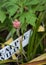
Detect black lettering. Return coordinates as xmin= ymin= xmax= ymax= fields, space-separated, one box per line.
xmin=24 ymin=36 xmax=26 ymax=40
xmin=16 ymin=47 xmax=19 ymax=49
xmin=1 ymin=57 xmax=4 ymax=60
xmin=9 ymin=51 xmax=11 ymax=55
xmin=14 ymin=48 xmax=16 ymax=52
xmin=6 ymin=54 xmax=9 ymax=57
xmin=0 ymin=53 xmax=2 ymax=56
xmin=6 ymin=48 xmax=9 ymax=51
xmin=14 ymin=42 xmax=17 ymax=46
xmin=10 ymin=45 xmax=12 ymax=49
xmin=17 ymin=40 xmax=19 ymax=43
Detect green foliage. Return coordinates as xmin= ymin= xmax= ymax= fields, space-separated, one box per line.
xmin=0 ymin=10 xmax=6 ymax=23
xmin=0 ymin=0 xmax=46 ymax=24
xmin=0 ymin=0 xmax=46 ymax=33
xmin=27 ymin=12 xmax=46 ymax=60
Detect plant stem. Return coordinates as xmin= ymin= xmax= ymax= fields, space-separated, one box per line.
xmin=27 ymin=12 xmax=44 ymax=60
xmin=33 ymin=33 xmax=46 ymax=58
xmin=17 ymin=29 xmax=24 ymax=63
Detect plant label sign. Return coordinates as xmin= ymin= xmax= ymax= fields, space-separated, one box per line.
xmin=0 ymin=30 xmax=31 ymax=60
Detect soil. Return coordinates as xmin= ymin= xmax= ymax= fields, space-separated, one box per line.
xmin=0 ymin=30 xmax=9 ymax=42
xmin=21 ymin=59 xmax=46 ymax=65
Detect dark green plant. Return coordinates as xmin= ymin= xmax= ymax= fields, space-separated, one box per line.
xmin=27 ymin=12 xmax=46 ymax=60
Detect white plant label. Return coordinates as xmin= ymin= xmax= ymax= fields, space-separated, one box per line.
xmin=0 ymin=30 xmax=31 ymax=60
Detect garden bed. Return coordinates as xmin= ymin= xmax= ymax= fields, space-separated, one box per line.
xmin=0 ymin=0 xmax=46 ymax=65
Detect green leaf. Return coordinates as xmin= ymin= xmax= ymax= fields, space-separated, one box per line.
xmin=7 ymin=5 xmax=18 ymax=16
xmin=21 ymin=22 xmax=27 ymax=33
xmin=28 ymin=16 xmax=36 ymax=27
xmin=13 ymin=13 xmax=21 ymax=19
xmin=28 ymin=0 xmax=40 ymax=5
xmin=9 ymin=0 xmax=17 ymax=3
xmin=10 ymin=28 xmax=16 ymax=37
xmin=0 ymin=10 xmax=6 ymax=23
xmin=19 ymin=11 xmax=36 ymax=27
xmin=35 ymin=4 xmax=46 ymax=11
xmin=19 ymin=13 xmax=25 ymax=24
xmin=26 ymin=11 xmax=37 ymax=27
xmin=39 ymin=0 xmax=46 ymax=5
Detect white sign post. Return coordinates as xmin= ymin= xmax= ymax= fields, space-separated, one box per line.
xmin=0 ymin=30 xmax=31 ymax=60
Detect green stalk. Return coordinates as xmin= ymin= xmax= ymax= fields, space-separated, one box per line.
xmin=34 ymin=33 xmax=43 ymax=53
xmin=33 ymin=33 xmax=46 ymax=58
xmin=27 ymin=29 xmax=37 ymax=60
xmin=27 ymin=12 xmax=44 ymax=60
xmin=17 ymin=29 xmax=24 ymax=64
xmin=0 ymin=59 xmax=17 ymax=64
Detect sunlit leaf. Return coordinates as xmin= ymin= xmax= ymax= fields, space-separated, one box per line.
xmin=7 ymin=5 xmax=19 ymax=16
xmin=0 ymin=10 xmax=6 ymax=23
